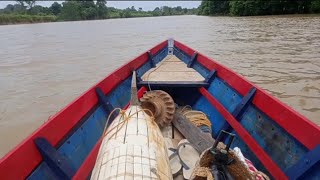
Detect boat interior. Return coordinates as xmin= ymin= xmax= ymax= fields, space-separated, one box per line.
xmin=2 ymin=39 xmax=319 ymax=179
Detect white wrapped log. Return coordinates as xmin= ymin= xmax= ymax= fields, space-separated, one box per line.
xmin=91 ymin=105 xmax=172 ymax=180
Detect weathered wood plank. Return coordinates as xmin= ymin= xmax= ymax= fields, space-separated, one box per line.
xmin=141 ymin=55 xmax=205 ymax=82
xmin=137 ymin=81 xmax=209 ymax=88
xmin=172 ymin=113 xmax=214 ymax=153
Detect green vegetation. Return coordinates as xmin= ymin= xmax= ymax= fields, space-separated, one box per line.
xmin=198 ymin=0 xmax=320 ymax=16
xmin=0 ymin=14 xmax=56 ymax=25
xmin=0 ymin=0 xmax=197 ymax=25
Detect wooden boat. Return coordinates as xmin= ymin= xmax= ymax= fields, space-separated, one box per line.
xmin=0 ymin=39 xmax=319 ymax=179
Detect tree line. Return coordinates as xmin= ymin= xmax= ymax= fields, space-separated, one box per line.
xmin=198 ymin=0 xmax=320 ymax=16
xmin=0 ymin=0 xmax=197 ymax=24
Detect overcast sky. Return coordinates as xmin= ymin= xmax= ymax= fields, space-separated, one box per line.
xmin=0 ymin=1 xmax=201 ymax=11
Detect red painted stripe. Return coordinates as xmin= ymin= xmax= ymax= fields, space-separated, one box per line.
xmin=0 ymin=40 xmax=166 ymax=179
xmin=175 ymin=40 xmax=320 ymax=150
xmin=199 ymin=87 xmax=288 ymax=179
xmin=73 ymin=86 xmax=147 ymax=180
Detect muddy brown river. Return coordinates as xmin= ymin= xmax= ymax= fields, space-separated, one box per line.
xmin=0 ymin=15 xmax=319 ymax=157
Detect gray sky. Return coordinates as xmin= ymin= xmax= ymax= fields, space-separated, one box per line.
xmin=0 ymin=1 xmax=201 ymax=11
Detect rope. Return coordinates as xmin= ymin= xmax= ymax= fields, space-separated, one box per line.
xmin=102 ymin=107 xmax=155 ymax=140
xmin=192 ymin=167 xmax=214 ymax=180
xmin=178 ymin=106 xmax=212 ymax=130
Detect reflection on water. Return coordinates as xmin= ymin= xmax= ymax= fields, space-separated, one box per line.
xmin=0 ymin=15 xmax=319 ymax=157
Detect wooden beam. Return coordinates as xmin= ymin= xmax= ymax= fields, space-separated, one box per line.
xmin=138 ymin=81 xmax=209 ymax=88
xmin=221 ymin=87 xmax=256 ymax=136
xmin=34 ymin=138 xmax=76 ymax=179
xmin=187 ymin=52 xmax=198 ymax=68
xmin=172 ymin=113 xmax=214 ymax=154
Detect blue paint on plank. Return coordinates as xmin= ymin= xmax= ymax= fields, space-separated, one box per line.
xmin=232 ymin=88 xmax=256 ymax=118
xmin=26 ymin=163 xmax=61 ymax=180
xmin=147 ymin=51 xmax=156 ymax=68
xmin=34 ymin=138 xmax=76 ymax=179
xmin=173 ymin=46 xmax=209 ymax=78
xmin=192 ymin=61 xmax=210 ymax=78
xmin=106 ymin=77 xmax=132 ymax=109
xmin=193 ymin=78 xmax=242 ymax=137
xmin=286 ymin=145 xmax=320 ymax=179
xmin=136 ymin=62 xmax=151 ymax=82
xmin=173 ymin=46 xmax=190 ymax=64
xmin=205 ymin=69 xmax=217 ymax=84
xmin=299 ymin=161 xmax=320 ymax=180
xmin=187 ymin=52 xmax=197 ymax=68
xmin=28 ymin=106 xmax=108 ymax=180
xmin=221 ymin=87 xmax=256 ymax=139
xmin=238 ymin=105 xmax=308 ymax=171
xmin=136 ymin=47 xmax=168 ymax=79
xmin=152 ymin=46 xmax=168 ymax=64
xmin=207 ymin=78 xmax=242 ymax=113
xmin=28 ymin=76 xmax=135 ymax=179
xmin=96 ymin=87 xmax=116 ymax=122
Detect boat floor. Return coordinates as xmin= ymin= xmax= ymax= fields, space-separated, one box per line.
xmin=141 ymin=55 xmax=204 ymax=82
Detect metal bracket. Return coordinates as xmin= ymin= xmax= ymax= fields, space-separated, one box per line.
xmin=168 ymin=38 xmax=174 ymax=55
xmin=187 ymin=52 xmax=198 ymax=68
xmin=147 ymin=51 xmax=156 ymax=68
xmin=34 ymin=138 xmax=76 ymax=179
xmin=136 ymin=71 xmax=142 ymax=82
xmin=286 ymin=144 xmax=320 ymax=179
xmin=205 ymin=70 xmax=217 ymax=84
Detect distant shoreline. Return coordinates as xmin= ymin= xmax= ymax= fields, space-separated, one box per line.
xmin=0 ymin=14 xmax=194 ymax=26
xmin=2 ymin=13 xmax=319 ymax=26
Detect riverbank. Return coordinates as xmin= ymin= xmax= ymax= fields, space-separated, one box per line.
xmin=0 ymin=2 xmax=197 ymax=26
xmin=0 ymin=14 xmax=57 ymax=25
xmin=0 ymin=14 xmax=191 ymax=26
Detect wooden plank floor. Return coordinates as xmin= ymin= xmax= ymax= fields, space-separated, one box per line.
xmin=141 ymin=55 xmax=204 ymax=82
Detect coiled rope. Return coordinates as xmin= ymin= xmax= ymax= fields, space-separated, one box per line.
xmin=178 ymin=106 xmax=212 ymax=132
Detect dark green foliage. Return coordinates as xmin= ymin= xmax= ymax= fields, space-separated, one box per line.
xmin=96 ymin=0 xmax=108 ymax=19
xmin=50 ymin=2 xmax=62 ymax=16
xmin=311 ymin=0 xmax=320 ymax=13
xmin=59 ymin=1 xmax=81 ymax=21
xmin=28 ymin=5 xmax=51 ymax=15
xmin=1 ymin=4 xmax=26 ymax=14
xmin=198 ymin=0 xmax=319 ymax=16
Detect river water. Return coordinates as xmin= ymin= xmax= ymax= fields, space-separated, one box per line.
xmin=0 ymin=15 xmax=319 ymax=157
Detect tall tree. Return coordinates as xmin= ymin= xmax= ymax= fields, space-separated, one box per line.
xmin=50 ymin=2 xmax=62 ymax=16
xmin=311 ymin=0 xmax=320 ymax=12
xmin=24 ymin=0 xmax=36 ymax=9
xmin=59 ymin=1 xmax=81 ymax=21
xmin=96 ymin=0 xmax=108 ymax=18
